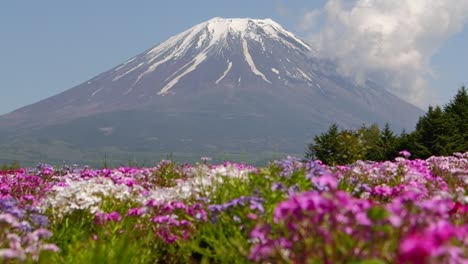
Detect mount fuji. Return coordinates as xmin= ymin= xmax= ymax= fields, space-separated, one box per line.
xmin=0 ymin=17 xmax=423 ymax=165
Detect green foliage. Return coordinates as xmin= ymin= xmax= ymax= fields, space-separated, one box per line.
xmin=306 ymin=123 xmax=385 ymax=165
xmin=408 ymin=86 xmax=468 ymax=158
xmin=306 ymin=86 xmax=468 ymax=164
xmin=358 ymin=124 xmax=384 ymax=161
xmin=306 ymin=124 xmax=367 ymax=165
xmin=0 ymin=160 xmax=21 ymax=172
xmin=305 ymin=123 xmax=339 ymax=163
xmin=378 ymin=123 xmax=399 ymax=160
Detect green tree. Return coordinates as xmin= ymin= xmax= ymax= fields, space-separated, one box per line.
xmin=305 ymin=86 xmax=467 ymax=163
xmin=443 ymin=86 xmax=468 ymax=152
xmin=336 ymin=128 xmax=367 ymax=164
xmin=305 ymin=124 xmax=341 ymax=163
xmin=305 ymin=124 xmax=366 ymax=165
xmin=407 ymin=86 xmax=468 ymax=158
xmin=358 ymin=124 xmax=383 ymax=161
xmin=412 ymin=106 xmax=440 ymax=157
xmin=411 ymin=106 xmax=458 ymax=158
xmin=378 ymin=123 xmax=398 ymax=160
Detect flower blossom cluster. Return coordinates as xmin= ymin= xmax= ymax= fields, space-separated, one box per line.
xmin=1 ymin=152 xmax=466 ymax=263
xmin=40 ymin=177 xmax=138 ymax=219
xmin=250 ymin=152 xmax=468 ymax=263
xmin=0 ymin=197 xmax=58 ymax=261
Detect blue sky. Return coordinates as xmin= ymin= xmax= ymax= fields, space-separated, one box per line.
xmin=0 ymin=0 xmax=466 ymax=114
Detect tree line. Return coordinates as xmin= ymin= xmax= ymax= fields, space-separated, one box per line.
xmin=305 ymin=86 xmax=468 ymax=165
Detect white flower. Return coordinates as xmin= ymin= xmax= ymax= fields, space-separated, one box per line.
xmin=40 ymin=177 xmax=137 ymax=218
xmin=143 ymin=163 xmax=254 ymax=203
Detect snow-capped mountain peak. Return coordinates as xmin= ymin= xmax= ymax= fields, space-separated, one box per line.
xmin=108 ymin=17 xmax=315 ymax=95
xmin=0 ymin=17 xmax=423 ymax=163
xmin=146 ymin=17 xmax=311 ymax=57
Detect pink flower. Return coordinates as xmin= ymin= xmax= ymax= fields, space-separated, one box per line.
xmin=0 ymin=249 xmax=26 ymax=261
xmin=372 ymin=185 xmax=393 ymax=198
xmin=399 ymin=150 xmax=411 ymax=158
xmin=312 ymin=174 xmax=338 ymax=190
xmin=247 ymin=213 xmax=258 ymax=220
xmin=398 ymin=233 xmax=436 ymax=264
xmin=127 ymin=207 xmax=145 ymax=216
xmin=22 ymin=195 xmax=35 ymax=201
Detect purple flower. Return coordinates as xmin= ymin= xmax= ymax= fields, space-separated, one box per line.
xmin=146 ymin=199 xmax=160 ymax=207
xmin=152 ymin=215 xmax=172 ymax=224
xmin=287 ymin=185 xmax=300 ymax=196
xmin=127 ymin=207 xmax=145 ymax=216
xmin=250 ymin=201 xmax=265 ymax=214
xmin=312 ymin=174 xmax=338 ymax=191
xmin=305 ymin=160 xmax=328 ymax=179
xmin=172 ymin=201 xmax=187 ymax=210
xmin=0 ymin=249 xmax=26 ymax=261
xmin=273 ymin=197 xmax=301 ymax=223
xmin=274 ymin=156 xmax=303 ymax=178
xmin=106 ymin=212 xmax=121 ymax=222
xmin=30 ymin=228 xmax=53 ymax=239
xmin=7 ymin=207 xmax=25 ymax=219
xmin=372 ymin=185 xmax=393 ymax=198
xmin=271 ymin=182 xmax=286 ymax=192
xmin=94 ymin=212 xmax=107 ymax=225
xmin=30 ymin=214 xmax=49 ymax=227
xmin=249 ymin=224 xmax=271 ymax=243
xmin=18 ymin=221 xmax=32 ymax=232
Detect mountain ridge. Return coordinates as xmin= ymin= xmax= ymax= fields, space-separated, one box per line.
xmin=0 ymin=17 xmax=423 ymax=165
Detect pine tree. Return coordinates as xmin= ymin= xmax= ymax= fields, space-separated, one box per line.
xmin=337 ymin=129 xmax=366 ymax=164
xmin=305 ymin=124 xmax=340 ymax=163
xmin=305 ymin=124 xmax=367 ymax=165
xmin=304 ymin=86 xmax=467 ymax=163
xmin=412 ymin=106 xmax=457 ymax=158
xmin=358 ymin=124 xmax=383 ymax=161
xmin=379 ymin=123 xmax=398 ymax=160
xmin=444 ymin=86 xmax=468 ymax=152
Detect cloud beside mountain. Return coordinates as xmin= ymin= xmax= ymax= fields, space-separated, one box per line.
xmin=298 ymin=0 xmax=468 ymax=107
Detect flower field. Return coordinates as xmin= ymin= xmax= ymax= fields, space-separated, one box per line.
xmin=1 ymin=151 xmax=468 ymax=263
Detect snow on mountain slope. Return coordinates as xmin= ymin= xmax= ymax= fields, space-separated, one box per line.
xmin=0 ymin=17 xmax=423 ymax=157
xmin=216 ymin=61 xmax=233 ymax=84
xmin=108 ymin=17 xmax=313 ymax=96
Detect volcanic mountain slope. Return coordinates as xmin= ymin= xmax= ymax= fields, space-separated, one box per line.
xmin=0 ymin=17 xmax=423 ymax=164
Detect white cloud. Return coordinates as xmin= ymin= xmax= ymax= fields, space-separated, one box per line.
xmin=302 ymin=0 xmax=468 ymax=107
xmin=298 ymin=9 xmax=321 ymax=32
xmin=275 ymin=2 xmax=290 ymax=18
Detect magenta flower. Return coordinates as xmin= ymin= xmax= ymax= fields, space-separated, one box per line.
xmin=398 ymin=233 xmax=436 ymax=263
xmin=399 ymin=150 xmax=411 ymax=158
xmin=372 ymin=185 xmax=393 ymax=198
xmin=127 ymin=207 xmax=145 ymax=216
xmin=106 ymin=212 xmax=121 ymax=222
